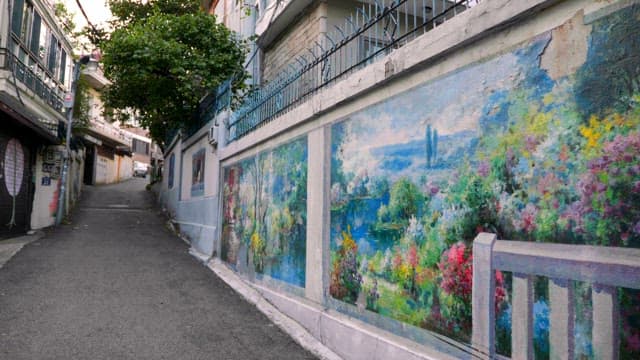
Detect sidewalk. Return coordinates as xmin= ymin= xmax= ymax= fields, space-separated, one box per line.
xmin=0 ymin=231 xmax=44 ymax=269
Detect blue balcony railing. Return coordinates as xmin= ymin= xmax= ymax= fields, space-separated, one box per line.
xmin=1 ymin=48 xmax=65 ymax=115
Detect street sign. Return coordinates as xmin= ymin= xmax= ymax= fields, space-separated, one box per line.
xmin=63 ymin=92 xmax=75 ymax=108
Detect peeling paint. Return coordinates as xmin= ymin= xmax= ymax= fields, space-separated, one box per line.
xmin=540 ymin=11 xmax=592 ymax=80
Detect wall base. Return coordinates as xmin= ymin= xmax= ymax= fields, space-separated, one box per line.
xmin=207 ymin=259 xmax=475 ymax=360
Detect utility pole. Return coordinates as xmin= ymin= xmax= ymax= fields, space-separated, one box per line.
xmin=55 ymin=55 xmax=93 ymax=225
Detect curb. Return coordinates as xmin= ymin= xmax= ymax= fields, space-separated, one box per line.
xmin=207 ymin=259 xmax=343 ymax=360
xmin=0 ymin=231 xmax=46 ymax=269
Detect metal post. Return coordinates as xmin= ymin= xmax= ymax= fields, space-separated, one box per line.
xmin=55 ymin=56 xmax=89 ymax=225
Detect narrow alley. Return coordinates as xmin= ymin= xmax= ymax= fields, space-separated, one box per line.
xmin=0 ymin=178 xmax=316 ymax=360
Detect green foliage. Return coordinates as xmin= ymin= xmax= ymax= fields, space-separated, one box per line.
xmin=71 ymin=75 xmax=91 ymax=132
xmin=388 ymin=178 xmax=423 ymax=221
xmin=109 ymin=0 xmax=201 ymax=26
xmin=330 ymin=227 xmax=362 ymax=303
xmin=53 ymin=2 xmax=76 ymax=38
xmin=100 ymin=0 xmax=248 ymax=145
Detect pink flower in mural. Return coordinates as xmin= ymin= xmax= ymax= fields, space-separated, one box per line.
xmin=525 ymin=135 xmax=539 ymax=153
xmin=561 ymin=201 xmax=586 ymax=233
xmin=408 ymin=244 xmax=418 ymax=268
xmin=536 ymin=172 xmax=560 ymax=196
xmin=477 ymin=161 xmax=490 ymax=177
xmin=439 ymin=243 xmax=473 ymax=301
xmin=513 ymin=203 xmax=538 ymax=233
xmin=438 ymin=243 xmax=506 ymax=310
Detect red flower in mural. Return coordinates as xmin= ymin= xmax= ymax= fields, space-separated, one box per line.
xmin=408 ymin=244 xmax=419 ymax=268
xmin=438 ymin=243 xmax=473 ymax=302
xmin=438 ymin=243 xmax=506 ymax=308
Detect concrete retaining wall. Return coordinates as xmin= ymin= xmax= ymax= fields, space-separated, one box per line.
xmin=158 ymin=0 xmax=639 ymax=358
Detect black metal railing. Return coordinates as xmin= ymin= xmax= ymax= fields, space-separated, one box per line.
xmin=183 ymin=80 xmax=233 ymax=140
xmin=226 ymin=0 xmax=479 ymax=141
xmin=0 ymin=48 xmax=66 ymax=115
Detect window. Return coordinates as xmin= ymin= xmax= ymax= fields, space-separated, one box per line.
xmin=9 ymin=0 xmax=71 ymax=98
xmin=38 ymin=23 xmax=49 ymax=60
xmin=11 ymin=0 xmax=25 ymax=36
xmin=47 ymin=35 xmax=58 ymax=73
xmin=59 ymin=50 xmax=67 ymax=84
xmin=28 ymin=10 xmax=40 ymax=54
xmin=132 ymin=139 xmax=150 ymax=155
xmin=20 ymin=2 xmax=33 ymax=43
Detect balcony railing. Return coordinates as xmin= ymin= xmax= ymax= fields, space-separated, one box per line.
xmin=472 ymin=233 xmax=640 ymax=359
xmin=226 ymin=0 xmax=479 ymax=141
xmin=0 ymin=48 xmax=65 ymax=114
xmin=188 ymin=80 xmax=232 ymax=138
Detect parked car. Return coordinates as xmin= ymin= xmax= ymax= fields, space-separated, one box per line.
xmin=133 ymin=162 xmax=148 ymax=178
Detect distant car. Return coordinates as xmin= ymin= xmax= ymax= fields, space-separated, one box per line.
xmin=133 ymin=162 xmax=148 ymax=178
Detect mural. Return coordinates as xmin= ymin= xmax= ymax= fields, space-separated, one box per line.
xmin=3 ymin=138 xmax=25 ymax=228
xmin=330 ymin=5 xmax=640 ymax=357
xmin=221 ymin=137 xmax=308 ymax=288
xmin=191 ymin=149 xmax=205 ymax=197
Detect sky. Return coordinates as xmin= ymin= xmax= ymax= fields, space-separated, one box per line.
xmin=62 ymin=0 xmax=112 ymax=32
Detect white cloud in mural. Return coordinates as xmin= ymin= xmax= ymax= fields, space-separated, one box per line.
xmin=335 ymin=51 xmax=525 ymax=179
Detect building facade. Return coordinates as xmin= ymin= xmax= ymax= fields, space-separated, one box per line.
xmin=160 ymin=1 xmax=640 ymax=359
xmin=0 ymin=0 xmax=83 ymax=236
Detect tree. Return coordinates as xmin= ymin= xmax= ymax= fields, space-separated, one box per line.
xmin=99 ymin=0 xmax=248 ymax=145
xmin=575 ymin=5 xmax=640 ymax=117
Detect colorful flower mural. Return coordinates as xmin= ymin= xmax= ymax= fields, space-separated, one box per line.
xmin=330 ymin=5 xmax=640 ymax=356
xmin=221 ymin=137 xmax=308 ymax=287
xmin=191 ymin=148 xmax=205 ymax=197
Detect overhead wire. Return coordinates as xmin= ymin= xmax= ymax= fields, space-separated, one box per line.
xmin=74 ymin=0 xmax=99 ymax=36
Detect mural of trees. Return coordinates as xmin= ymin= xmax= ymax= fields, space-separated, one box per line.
xmin=329 ymin=5 xmax=640 ymax=357
xmin=222 ymin=137 xmax=308 ymax=287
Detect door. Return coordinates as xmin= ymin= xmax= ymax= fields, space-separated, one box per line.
xmin=0 ymin=134 xmax=33 ymax=239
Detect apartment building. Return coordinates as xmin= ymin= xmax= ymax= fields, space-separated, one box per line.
xmin=0 ymin=0 xmax=81 ymax=236
xmin=161 ymin=1 xmax=640 ymax=359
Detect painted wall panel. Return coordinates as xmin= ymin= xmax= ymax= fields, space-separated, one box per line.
xmin=181 ymin=137 xmax=210 ymax=201
xmin=329 ymin=5 xmax=640 ymax=358
xmin=222 ymin=137 xmax=308 ymax=288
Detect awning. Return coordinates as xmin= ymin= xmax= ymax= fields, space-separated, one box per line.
xmin=0 ymin=91 xmax=60 ymax=144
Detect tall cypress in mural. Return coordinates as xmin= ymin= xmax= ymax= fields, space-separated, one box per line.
xmin=426 ymin=124 xmax=432 ymax=168
xmin=425 ymin=125 xmax=439 ymax=168
xmin=432 ymin=129 xmax=438 ymax=167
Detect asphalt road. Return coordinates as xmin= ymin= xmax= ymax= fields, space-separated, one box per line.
xmin=0 ymin=178 xmax=316 ymax=360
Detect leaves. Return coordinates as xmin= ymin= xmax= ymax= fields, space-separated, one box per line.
xmin=100 ymin=0 xmax=248 ymax=145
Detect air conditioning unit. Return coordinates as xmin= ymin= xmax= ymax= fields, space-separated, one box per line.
xmin=208 ymin=125 xmax=219 ymax=147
